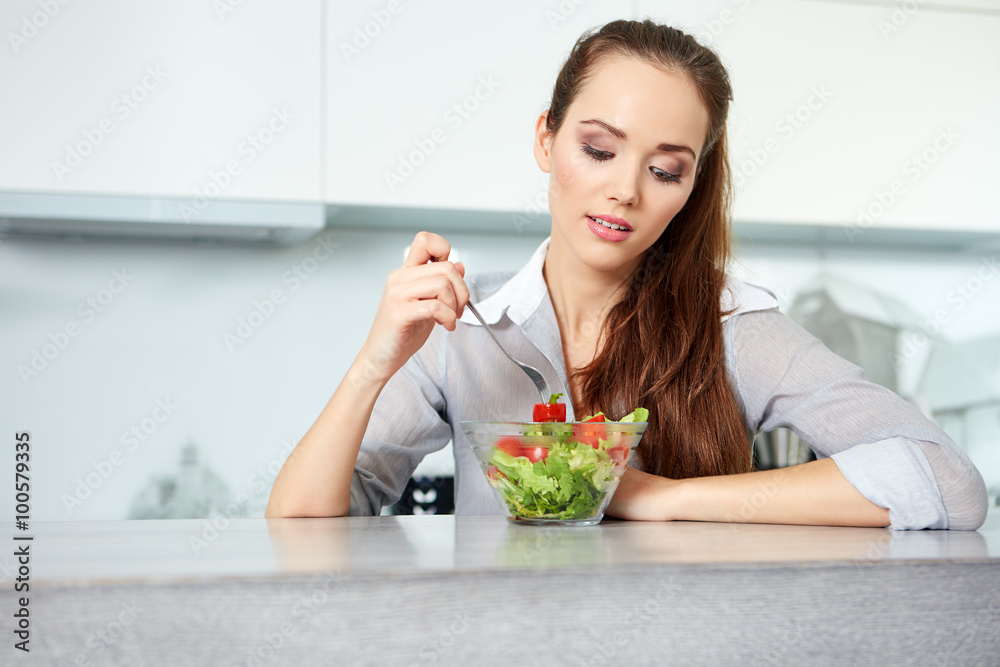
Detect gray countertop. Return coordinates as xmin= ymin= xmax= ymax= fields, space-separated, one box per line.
xmin=6 ymin=513 xmax=1000 ymax=666
xmin=19 ymin=511 xmax=1000 ymax=586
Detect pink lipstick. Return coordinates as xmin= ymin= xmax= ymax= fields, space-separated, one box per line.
xmin=586 ymin=215 xmax=633 ymax=242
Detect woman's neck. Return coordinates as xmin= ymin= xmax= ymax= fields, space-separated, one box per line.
xmin=542 ymin=238 xmax=633 ymax=353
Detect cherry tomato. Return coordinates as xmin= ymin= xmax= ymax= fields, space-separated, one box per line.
xmin=608 ymin=446 xmax=630 ymax=463
xmin=573 ymin=413 xmax=606 ymax=448
xmin=494 ymin=437 xmax=547 ymax=463
xmin=495 ymin=437 xmax=524 ymax=458
xmin=533 ymin=393 xmax=567 ymax=422
xmin=521 ymin=446 xmax=549 ymax=463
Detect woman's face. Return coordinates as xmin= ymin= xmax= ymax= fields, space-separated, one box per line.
xmin=535 ymin=55 xmax=710 ymax=277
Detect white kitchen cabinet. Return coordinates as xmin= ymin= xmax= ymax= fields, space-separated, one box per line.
xmin=323 ymin=1 xmax=637 ymax=221
xmin=0 ymin=0 xmax=322 ymax=203
xmin=3 ymin=2 xmax=995 ymax=238
xmin=640 ymin=0 xmax=1000 ymax=233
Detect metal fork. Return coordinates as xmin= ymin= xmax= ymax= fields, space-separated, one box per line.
xmin=431 ymin=257 xmax=550 ymax=402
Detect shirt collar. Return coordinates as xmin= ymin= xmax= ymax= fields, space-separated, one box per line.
xmin=459 ymin=237 xmax=551 ymax=326
xmin=458 ymin=236 xmax=780 ymax=326
xmin=721 ymin=277 xmax=780 ymax=321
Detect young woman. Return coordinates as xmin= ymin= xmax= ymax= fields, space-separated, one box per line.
xmin=266 ymin=20 xmax=987 ymax=530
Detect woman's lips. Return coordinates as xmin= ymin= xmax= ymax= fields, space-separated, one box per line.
xmin=586 ymin=215 xmax=633 ymax=242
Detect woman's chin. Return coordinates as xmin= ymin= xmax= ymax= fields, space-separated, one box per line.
xmin=576 ymin=246 xmax=643 ymax=277
xmin=550 ymin=223 xmax=644 ymax=274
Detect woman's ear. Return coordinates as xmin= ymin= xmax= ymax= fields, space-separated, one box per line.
xmin=533 ymin=111 xmax=554 ymax=173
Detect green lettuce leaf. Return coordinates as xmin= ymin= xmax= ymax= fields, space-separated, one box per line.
xmin=486 ymin=406 xmax=649 ymax=520
xmin=619 ymin=407 xmax=649 ymax=423
xmin=489 ymin=436 xmax=615 ymax=519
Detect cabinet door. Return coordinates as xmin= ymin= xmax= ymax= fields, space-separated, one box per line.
xmin=324 ymin=1 xmax=635 ymax=219
xmin=642 ymin=0 xmax=1000 ymax=233
xmin=0 ymin=0 xmax=322 ymax=202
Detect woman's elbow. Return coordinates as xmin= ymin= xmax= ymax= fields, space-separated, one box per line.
xmin=947 ymin=494 xmax=989 ymax=531
xmin=943 ymin=465 xmax=990 ymax=531
xmin=264 ymin=496 xmax=350 ymax=519
xmin=264 ymin=506 xmax=350 ymax=519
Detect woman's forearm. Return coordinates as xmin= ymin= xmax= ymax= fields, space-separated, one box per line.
xmin=266 ymin=232 xmax=468 ymax=519
xmin=609 ymin=458 xmax=891 ymax=527
xmin=264 ymin=356 xmax=387 ymax=518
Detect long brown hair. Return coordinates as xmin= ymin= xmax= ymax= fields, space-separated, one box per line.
xmin=546 ymin=20 xmax=751 ymax=478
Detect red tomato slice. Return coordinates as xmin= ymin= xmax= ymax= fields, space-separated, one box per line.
xmin=495 ymin=437 xmax=546 ymax=463
xmin=608 ymin=446 xmax=630 ymax=463
xmin=495 ymin=437 xmax=524 ymax=458
xmin=521 ymin=446 xmax=548 ymax=463
xmin=573 ymin=414 xmax=607 ymax=449
xmin=487 ymin=465 xmax=502 ymax=481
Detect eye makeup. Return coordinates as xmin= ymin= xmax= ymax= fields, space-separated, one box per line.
xmin=579 ymin=142 xmax=684 ymax=184
xmin=577 ymin=118 xmax=695 ymax=175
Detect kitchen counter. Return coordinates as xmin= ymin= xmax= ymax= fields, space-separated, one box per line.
xmin=6 ymin=512 xmax=1000 ymax=666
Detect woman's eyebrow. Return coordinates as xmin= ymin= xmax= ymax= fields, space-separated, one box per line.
xmin=579 ymin=118 xmax=696 ymax=161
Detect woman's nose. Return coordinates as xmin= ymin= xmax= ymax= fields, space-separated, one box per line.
xmin=605 ymin=165 xmax=640 ymax=206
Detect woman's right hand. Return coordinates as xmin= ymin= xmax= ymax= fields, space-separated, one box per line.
xmin=355 ymin=231 xmax=470 ymax=386
xmin=267 ymin=231 xmax=466 ymax=518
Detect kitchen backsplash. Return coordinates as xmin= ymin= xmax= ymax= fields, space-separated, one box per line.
xmin=2 ymin=227 xmax=997 ymax=521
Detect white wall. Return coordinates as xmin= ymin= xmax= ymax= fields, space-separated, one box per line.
xmin=0 ymin=229 xmax=543 ymax=521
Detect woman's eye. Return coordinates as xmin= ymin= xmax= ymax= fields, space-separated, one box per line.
xmin=581 ymin=144 xmax=613 ymax=161
xmin=651 ymin=166 xmax=681 ymax=184
xmin=581 ymin=143 xmax=681 ymax=184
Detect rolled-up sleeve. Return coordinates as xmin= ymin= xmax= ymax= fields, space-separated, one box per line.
xmin=725 ymin=308 xmax=989 ymax=530
xmin=349 ymin=331 xmax=452 ymax=515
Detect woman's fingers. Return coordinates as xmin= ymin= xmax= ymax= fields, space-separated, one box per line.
xmin=388 ymin=258 xmax=470 ymax=319
xmin=395 ymin=274 xmax=461 ymax=318
xmin=398 ymin=298 xmax=459 ymax=332
xmin=357 ymin=232 xmax=469 ymax=384
xmin=402 ymin=231 xmax=453 ymax=268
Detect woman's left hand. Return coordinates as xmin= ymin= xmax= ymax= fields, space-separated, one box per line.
xmin=605 ymin=467 xmax=679 ymax=521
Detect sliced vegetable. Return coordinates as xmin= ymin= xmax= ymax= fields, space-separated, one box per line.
xmin=532 ymin=393 xmax=567 ymax=422
xmin=619 ymin=407 xmax=649 ymax=423
xmin=495 ymin=437 xmax=524 ymax=459
xmin=573 ymin=412 xmax=607 ymax=448
xmin=608 ymin=446 xmax=630 ymax=463
xmin=488 ymin=439 xmax=615 ymax=520
xmin=521 ymin=446 xmax=549 ymax=463
xmin=486 ymin=406 xmax=648 ymax=521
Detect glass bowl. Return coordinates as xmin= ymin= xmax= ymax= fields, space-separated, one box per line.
xmin=460 ymin=420 xmax=648 ymax=526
